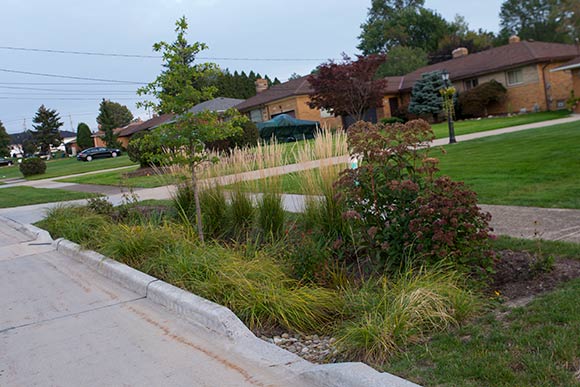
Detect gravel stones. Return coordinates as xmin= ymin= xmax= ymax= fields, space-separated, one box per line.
xmin=260 ymin=333 xmax=340 ymax=363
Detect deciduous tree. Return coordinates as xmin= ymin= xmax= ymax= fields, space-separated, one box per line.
xmin=138 ymin=16 xmax=243 ymax=242
xmin=499 ymin=0 xmax=574 ymax=43
xmin=0 ymin=120 xmax=10 ymax=157
xmin=307 ymin=54 xmax=388 ymax=122
xmin=376 ymin=46 xmax=428 ymax=77
xmin=32 ymin=105 xmax=63 ymax=155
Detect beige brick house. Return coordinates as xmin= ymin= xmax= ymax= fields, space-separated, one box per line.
xmin=551 ymin=56 xmax=580 ymax=114
xmin=235 ymin=77 xmax=343 ymax=128
xmin=384 ymin=37 xmax=580 ymax=118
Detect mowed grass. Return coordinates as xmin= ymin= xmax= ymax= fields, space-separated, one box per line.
xmin=0 ymin=155 xmax=136 ymax=181
xmin=385 ymin=278 xmax=580 ymax=387
xmin=0 ymin=186 xmax=97 ymax=208
xmin=437 ymin=121 xmax=580 ymax=209
xmin=231 ymin=121 xmax=580 ymax=209
xmin=431 ymin=110 xmax=570 ymax=139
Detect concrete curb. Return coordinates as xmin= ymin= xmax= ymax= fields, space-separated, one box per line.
xmin=4 ymin=218 xmax=421 ymax=387
xmin=53 ymin=238 xmax=157 ymax=297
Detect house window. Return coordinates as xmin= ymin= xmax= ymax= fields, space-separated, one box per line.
xmin=320 ymin=108 xmax=334 ymax=118
xmin=250 ymin=109 xmax=263 ymax=123
xmin=464 ymin=78 xmax=479 ymax=90
xmin=507 ymin=69 xmax=523 ymax=85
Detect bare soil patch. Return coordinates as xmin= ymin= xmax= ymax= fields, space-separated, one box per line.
xmin=492 ymin=250 xmax=580 ymax=305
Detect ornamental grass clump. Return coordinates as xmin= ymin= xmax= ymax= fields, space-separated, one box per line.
xmin=38 ymin=206 xmax=108 ymax=249
xmin=336 ymin=119 xmax=494 ymax=274
xmin=335 ymin=266 xmax=479 ymax=365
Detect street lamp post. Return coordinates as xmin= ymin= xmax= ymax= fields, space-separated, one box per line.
xmin=441 ymin=71 xmax=457 ymax=144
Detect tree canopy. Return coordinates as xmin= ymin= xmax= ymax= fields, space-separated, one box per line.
xmin=0 ymin=120 xmax=10 ymax=157
xmin=96 ymin=99 xmax=133 ymax=147
xmin=308 ymin=54 xmax=387 ymax=121
xmin=32 ymin=105 xmax=63 ymax=154
xmin=76 ymin=122 xmax=93 ymax=150
xmin=376 ymin=46 xmax=428 ymax=77
xmin=499 ymin=0 xmax=579 ymax=43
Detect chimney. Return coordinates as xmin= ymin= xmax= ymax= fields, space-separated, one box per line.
xmin=255 ymin=78 xmax=268 ymax=94
xmin=452 ymin=47 xmax=469 ymax=59
xmin=509 ymin=35 xmax=521 ymax=44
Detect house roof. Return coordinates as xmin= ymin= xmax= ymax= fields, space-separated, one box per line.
xmin=117 ymin=114 xmax=175 ymax=138
xmin=235 ymin=76 xmax=313 ymax=111
xmin=189 ymin=97 xmax=245 ymax=114
xmin=398 ymin=41 xmax=580 ymax=91
xmin=551 ymin=56 xmax=580 ymax=72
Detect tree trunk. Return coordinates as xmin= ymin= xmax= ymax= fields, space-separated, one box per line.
xmin=191 ymin=164 xmax=205 ymax=243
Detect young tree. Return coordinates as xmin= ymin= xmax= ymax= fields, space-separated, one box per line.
xmin=76 ymin=122 xmax=93 ymax=150
xmin=32 ymin=105 xmax=63 ymax=155
xmin=0 ymin=120 xmax=10 ymax=157
xmin=97 ymin=99 xmax=133 ymax=148
xmin=138 ymin=16 xmax=243 ymax=242
xmin=408 ymin=71 xmax=445 ymax=120
xmin=376 ymin=46 xmax=428 ymax=76
xmin=307 ymin=54 xmax=388 ymax=122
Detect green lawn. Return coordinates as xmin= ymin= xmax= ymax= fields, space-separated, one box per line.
xmin=385 ymin=277 xmax=580 ymax=387
xmin=437 ymin=121 xmax=580 ymax=209
xmin=230 ymin=121 xmax=580 ymax=209
xmin=0 ymin=156 xmax=136 ymax=181
xmin=57 ymin=167 xmax=185 ymax=188
xmin=431 ymin=110 xmax=570 ymax=139
xmin=0 ymin=186 xmax=98 ymax=208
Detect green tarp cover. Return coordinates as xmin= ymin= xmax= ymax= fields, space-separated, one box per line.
xmin=257 ymin=114 xmax=319 ymax=142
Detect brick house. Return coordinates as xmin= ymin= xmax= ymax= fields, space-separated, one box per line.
xmin=551 ymin=56 xmax=580 ymax=114
xmin=382 ymin=37 xmax=580 ymax=118
xmin=234 ymin=77 xmax=343 ymax=128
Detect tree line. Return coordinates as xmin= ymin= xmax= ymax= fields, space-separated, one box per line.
xmin=360 ymin=0 xmax=580 ymax=77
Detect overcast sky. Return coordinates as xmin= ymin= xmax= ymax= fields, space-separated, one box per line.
xmin=0 ymin=0 xmax=503 ymax=134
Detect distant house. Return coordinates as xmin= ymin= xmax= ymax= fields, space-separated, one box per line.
xmin=189 ymin=97 xmax=244 ymax=114
xmin=93 ymin=115 xmax=174 ymax=148
xmin=551 ymin=56 xmax=580 ymax=114
xmin=234 ymin=77 xmax=343 ymax=128
xmin=382 ymin=37 xmax=580 ymax=118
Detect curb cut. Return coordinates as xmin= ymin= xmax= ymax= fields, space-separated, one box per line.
xmin=5 ymin=218 xmax=421 ymax=387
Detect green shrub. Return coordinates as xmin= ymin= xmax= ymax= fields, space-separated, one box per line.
xmin=199 ymin=184 xmax=228 ymax=239
xmin=37 ymin=206 xmax=108 ymax=248
xmin=86 ymin=196 xmax=114 ymax=216
xmin=19 ymin=157 xmax=46 ymax=177
xmin=127 ymin=132 xmax=165 ymax=167
xmin=257 ymin=193 xmax=285 ymax=239
xmin=336 ymin=120 xmax=494 ymax=274
xmin=380 ymin=117 xmax=405 ymax=125
xmin=335 ymin=267 xmax=479 ymax=365
xmin=458 ymin=80 xmax=507 ymax=118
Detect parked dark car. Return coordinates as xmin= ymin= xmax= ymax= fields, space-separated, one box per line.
xmin=0 ymin=157 xmax=14 ymax=167
xmin=77 ymin=147 xmax=121 ymax=162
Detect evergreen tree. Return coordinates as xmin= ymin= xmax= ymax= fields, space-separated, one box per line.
xmin=76 ymin=122 xmax=93 ymax=150
xmin=96 ymin=99 xmax=133 ymax=147
xmin=0 ymin=120 xmax=10 ymax=157
xmin=21 ymin=130 xmax=37 ymax=156
xmin=408 ymin=70 xmax=445 ymax=119
xmin=32 ymin=105 xmax=63 ymax=155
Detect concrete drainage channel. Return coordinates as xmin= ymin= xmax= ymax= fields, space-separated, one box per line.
xmin=10 ymin=218 xmax=420 ymax=387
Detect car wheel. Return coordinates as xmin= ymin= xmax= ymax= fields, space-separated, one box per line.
xmin=111 ymin=152 xmax=118 ymax=158
xmin=86 ymin=155 xmax=93 ymax=162
xmin=8 ymin=162 xmax=12 ymax=166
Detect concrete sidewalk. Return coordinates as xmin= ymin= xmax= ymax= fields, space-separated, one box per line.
xmin=0 ymin=222 xmax=290 ymax=386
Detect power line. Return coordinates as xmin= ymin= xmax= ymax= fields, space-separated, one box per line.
xmin=0 ymin=85 xmax=137 ymax=92
xmin=0 ymin=45 xmax=329 ymax=62
xmin=0 ymin=96 xmax=142 ymax=101
xmin=0 ymin=68 xmax=147 ymax=84
xmin=0 ymin=82 xmax=136 ymax=86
